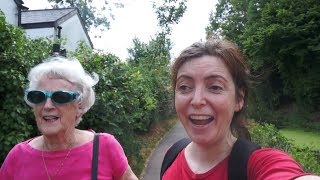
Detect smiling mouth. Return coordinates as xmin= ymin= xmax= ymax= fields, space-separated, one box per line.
xmin=43 ymin=116 xmax=59 ymax=122
xmin=189 ymin=115 xmax=214 ymax=126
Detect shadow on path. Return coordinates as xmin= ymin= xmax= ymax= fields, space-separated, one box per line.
xmin=141 ymin=121 xmax=188 ymax=180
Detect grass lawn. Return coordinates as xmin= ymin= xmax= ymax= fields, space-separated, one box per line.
xmin=279 ymin=128 xmax=320 ymax=150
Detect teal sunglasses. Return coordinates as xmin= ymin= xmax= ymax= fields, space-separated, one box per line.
xmin=25 ymin=90 xmax=80 ymax=105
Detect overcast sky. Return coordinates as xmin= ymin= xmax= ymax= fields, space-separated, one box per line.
xmin=23 ymin=0 xmax=216 ymax=60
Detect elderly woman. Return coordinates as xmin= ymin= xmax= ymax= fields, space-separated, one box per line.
xmin=0 ymin=57 xmax=138 ymax=180
xmin=161 ymin=38 xmax=320 ymax=180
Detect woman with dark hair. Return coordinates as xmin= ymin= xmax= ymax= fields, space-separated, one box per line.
xmin=161 ymin=38 xmax=319 ymax=180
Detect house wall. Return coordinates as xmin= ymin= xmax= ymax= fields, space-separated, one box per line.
xmin=60 ymin=14 xmax=92 ymax=51
xmin=0 ymin=0 xmax=18 ymax=25
xmin=25 ymin=27 xmax=55 ymax=40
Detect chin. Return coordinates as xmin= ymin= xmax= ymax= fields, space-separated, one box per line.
xmin=189 ymin=133 xmax=211 ymax=144
xmin=39 ymin=127 xmax=61 ymax=136
xmin=190 ymin=131 xmax=224 ymax=145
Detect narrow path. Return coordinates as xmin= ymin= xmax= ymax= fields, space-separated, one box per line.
xmin=141 ymin=121 xmax=188 ymax=180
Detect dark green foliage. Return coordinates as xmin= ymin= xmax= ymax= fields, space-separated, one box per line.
xmin=207 ymin=0 xmax=320 ymax=127
xmin=291 ymin=146 xmax=320 ymax=174
xmin=242 ymin=0 xmax=320 ymax=111
xmin=249 ymin=121 xmax=293 ymax=151
xmin=127 ymin=33 xmax=173 ymax=132
xmin=0 ymin=14 xmax=52 ymax=164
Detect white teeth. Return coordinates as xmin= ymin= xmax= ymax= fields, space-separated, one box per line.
xmin=190 ymin=115 xmax=212 ymax=120
xmin=43 ymin=116 xmax=58 ymax=121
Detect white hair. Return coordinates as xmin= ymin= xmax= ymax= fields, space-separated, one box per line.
xmin=25 ymin=56 xmax=99 ymax=124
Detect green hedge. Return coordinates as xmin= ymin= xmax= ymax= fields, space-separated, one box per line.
xmin=249 ymin=121 xmax=320 ymax=175
xmin=0 ymin=14 xmax=52 ymax=163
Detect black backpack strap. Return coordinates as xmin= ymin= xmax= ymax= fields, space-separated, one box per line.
xmin=160 ymin=137 xmax=260 ymax=180
xmin=92 ymin=133 xmax=100 ymax=180
xmin=160 ymin=138 xmax=191 ymax=179
xmin=228 ymin=138 xmax=261 ymax=180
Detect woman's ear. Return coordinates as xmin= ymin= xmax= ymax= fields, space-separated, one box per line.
xmin=235 ymin=90 xmax=245 ymax=112
xmin=76 ymin=102 xmax=83 ymax=119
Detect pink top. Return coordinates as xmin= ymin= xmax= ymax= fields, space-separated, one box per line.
xmin=163 ymin=148 xmax=308 ymax=180
xmin=0 ymin=133 xmax=128 ymax=180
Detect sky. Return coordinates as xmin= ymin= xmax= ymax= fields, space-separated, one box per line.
xmin=23 ymin=0 xmax=216 ymax=60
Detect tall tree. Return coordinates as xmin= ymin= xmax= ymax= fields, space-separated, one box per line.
xmin=206 ymin=0 xmax=320 ymax=117
xmin=206 ymin=0 xmax=250 ymax=42
xmin=125 ymin=0 xmax=188 ymax=128
xmin=241 ymin=0 xmax=320 ymax=110
xmin=153 ymin=0 xmax=187 ymax=35
xmin=48 ymin=0 xmax=123 ymax=31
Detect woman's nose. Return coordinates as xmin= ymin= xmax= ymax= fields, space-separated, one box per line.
xmin=191 ymin=87 xmax=206 ymax=108
xmin=43 ymin=98 xmax=55 ymax=109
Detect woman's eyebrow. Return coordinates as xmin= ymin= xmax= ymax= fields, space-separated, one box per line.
xmin=205 ymin=74 xmax=228 ymax=83
xmin=176 ymin=74 xmax=193 ymax=81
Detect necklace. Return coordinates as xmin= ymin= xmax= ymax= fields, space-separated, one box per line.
xmin=41 ymin=141 xmax=73 ymax=180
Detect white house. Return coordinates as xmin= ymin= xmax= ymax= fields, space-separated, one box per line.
xmin=0 ymin=0 xmax=26 ymax=25
xmin=0 ymin=0 xmax=93 ymax=52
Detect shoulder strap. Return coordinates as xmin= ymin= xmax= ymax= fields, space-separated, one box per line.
xmin=160 ymin=138 xmax=260 ymax=180
xmin=92 ymin=133 xmax=100 ymax=180
xmin=228 ymin=138 xmax=261 ymax=180
xmin=160 ymin=138 xmax=191 ymax=179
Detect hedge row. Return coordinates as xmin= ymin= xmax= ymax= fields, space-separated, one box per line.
xmin=249 ymin=121 xmax=320 ymax=175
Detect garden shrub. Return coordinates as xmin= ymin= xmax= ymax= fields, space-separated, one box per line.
xmin=0 ymin=13 xmax=52 ymax=164
xmin=248 ymin=121 xmax=293 ymax=152
xmin=291 ymin=146 xmax=320 ymax=175
xmin=249 ymin=121 xmax=320 ymax=175
xmin=127 ymin=34 xmax=173 ymax=131
xmin=70 ymin=41 xmax=174 ymax=170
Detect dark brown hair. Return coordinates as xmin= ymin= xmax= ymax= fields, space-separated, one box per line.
xmin=171 ymin=38 xmax=251 ymax=139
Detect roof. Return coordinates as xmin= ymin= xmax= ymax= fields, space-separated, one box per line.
xmin=14 ymin=0 xmax=28 ymax=9
xmin=21 ymin=8 xmax=76 ymax=27
xmin=21 ymin=8 xmax=93 ymax=48
xmin=14 ymin=0 xmax=28 ymax=10
xmin=14 ymin=0 xmax=24 ymax=4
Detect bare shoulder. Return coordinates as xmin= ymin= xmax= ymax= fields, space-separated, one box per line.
xmin=28 ymin=136 xmax=42 ymax=150
xmin=75 ymin=129 xmax=95 ymax=146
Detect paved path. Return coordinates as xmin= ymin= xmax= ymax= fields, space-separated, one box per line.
xmin=141 ymin=121 xmax=188 ymax=180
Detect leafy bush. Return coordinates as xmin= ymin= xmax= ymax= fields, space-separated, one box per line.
xmin=127 ymin=34 xmax=173 ymax=131
xmin=249 ymin=121 xmax=320 ymax=174
xmin=248 ymin=121 xmax=293 ymax=152
xmin=0 ymin=14 xmax=52 ymax=164
xmin=291 ymin=146 xmax=320 ymax=175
